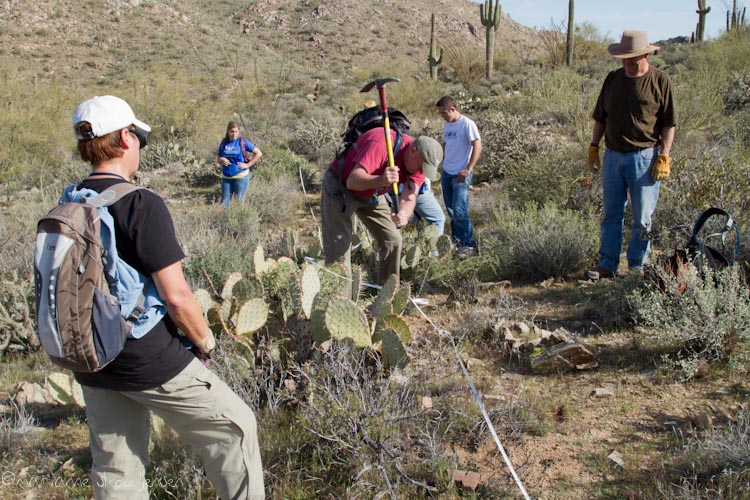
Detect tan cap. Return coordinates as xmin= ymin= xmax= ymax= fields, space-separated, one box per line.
xmin=413 ymin=136 xmax=442 ymax=181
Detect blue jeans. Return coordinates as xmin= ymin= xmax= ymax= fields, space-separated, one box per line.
xmin=599 ymin=147 xmax=660 ymax=271
xmin=441 ymin=172 xmax=474 ymax=246
xmin=412 ymin=186 xmax=446 ymax=235
xmin=221 ymin=175 xmax=251 ymax=209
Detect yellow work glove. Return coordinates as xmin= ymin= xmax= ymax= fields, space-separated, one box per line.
xmin=651 ymin=154 xmax=671 ymax=181
xmin=587 ymin=144 xmax=601 ymax=169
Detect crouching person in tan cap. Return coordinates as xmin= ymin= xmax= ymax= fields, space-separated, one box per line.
xmin=70 ymin=95 xmax=264 ymax=499
xmin=321 ymin=127 xmax=442 ymax=291
xmin=584 ymin=30 xmax=677 ymax=281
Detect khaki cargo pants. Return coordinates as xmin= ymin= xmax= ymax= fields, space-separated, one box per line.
xmin=81 ymin=359 xmax=265 ymax=500
xmin=321 ymin=169 xmax=401 ymax=292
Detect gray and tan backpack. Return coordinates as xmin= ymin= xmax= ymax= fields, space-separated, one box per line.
xmin=34 ymin=183 xmax=164 ymax=372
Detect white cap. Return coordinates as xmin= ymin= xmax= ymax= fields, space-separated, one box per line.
xmin=72 ymin=95 xmax=151 ymax=140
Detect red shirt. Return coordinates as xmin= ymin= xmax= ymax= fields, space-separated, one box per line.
xmin=332 ymin=127 xmax=425 ymax=201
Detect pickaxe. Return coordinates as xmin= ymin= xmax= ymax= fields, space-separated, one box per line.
xmin=360 ymin=77 xmax=401 ymax=214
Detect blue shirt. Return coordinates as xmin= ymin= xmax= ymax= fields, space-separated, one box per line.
xmin=218 ymin=137 xmax=256 ymax=177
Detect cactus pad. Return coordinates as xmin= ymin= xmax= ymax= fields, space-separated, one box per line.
xmin=193 ymin=288 xmax=213 ymax=315
xmin=311 ymin=308 xmax=330 ymax=343
xmin=325 ymin=297 xmax=372 ymax=348
xmin=436 ymin=235 xmax=452 ymax=257
xmin=236 ymin=298 xmax=269 ymax=336
xmin=221 ymin=272 xmax=244 ymax=301
xmin=392 ymin=284 xmax=410 ymax=316
xmin=232 ymin=276 xmax=265 ymax=303
xmin=373 ymin=328 xmax=408 ymax=370
xmin=375 ymin=315 xmax=412 ymax=344
xmin=300 ymin=263 xmax=321 ymax=319
xmin=373 ymin=274 xmax=398 ymax=318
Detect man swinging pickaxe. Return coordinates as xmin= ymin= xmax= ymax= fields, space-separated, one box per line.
xmin=360 ymin=77 xmax=403 ymax=215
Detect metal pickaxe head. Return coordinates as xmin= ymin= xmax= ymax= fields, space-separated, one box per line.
xmin=360 ymin=77 xmax=400 ymax=93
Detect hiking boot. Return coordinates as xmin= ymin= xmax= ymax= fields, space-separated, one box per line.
xmin=583 ymin=266 xmax=616 ymax=281
xmin=457 ymin=244 xmax=476 ymax=256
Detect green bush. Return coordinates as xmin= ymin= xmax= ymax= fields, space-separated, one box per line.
xmin=177 ymin=204 xmax=262 ymax=286
xmin=489 ymin=202 xmax=599 ymax=281
xmin=629 ymin=265 xmax=750 ymax=380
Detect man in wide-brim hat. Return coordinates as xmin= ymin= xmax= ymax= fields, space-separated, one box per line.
xmin=584 ymin=30 xmax=677 ymax=281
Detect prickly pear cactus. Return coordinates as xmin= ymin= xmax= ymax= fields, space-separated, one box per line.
xmin=279 ymin=227 xmax=299 ymax=260
xmin=252 ymin=245 xmax=268 ymax=275
xmin=375 ymin=315 xmax=412 ymax=344
xmin=311 ymin=308 xmax=330 ymax=344
xmin=372 ymin=328 xmax=408 ymax=370
xmin=236 ymin=298 xmax=269 ymax=337
xmin=282 ymin=274 xmax=303 ymax=321
xmin=300 ymin=263 xmax=320 ymax=319
xmin=421 ymin=224 xmax=441 ymax=250
xmin=372 ymin=274 xmax=398 ymax=318
xmin=260 ymin=258 xmax=298 ymax=299
xmin=436 ymin=234 xmax=452 ymax=257
xmin=350 ymin=265 xmax=364 ymax=303
xmin=221 ymin=272 xmax=244 ymax=301
xmin=401 ymin=245 xmax=422 ymax=269
xmin=207 ymin=307 xmax=225 ymax=336
xmin=392 ymin=283 xmax=410 ymax=316
xmin=325 ymin=297 xmax=372 ymax=348
xmin=232 ymin=276 xmax=265 ymax=303
xmin=193 ymin=288 xmax=212 ymax=315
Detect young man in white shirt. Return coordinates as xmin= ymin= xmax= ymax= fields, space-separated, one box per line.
xmin=436 ymin=95 xmax=482 ymax=254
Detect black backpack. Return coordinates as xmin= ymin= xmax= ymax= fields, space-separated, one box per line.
xmin=652 ymin=207 xmax=740 ymax=293
xmin=336 ymin=106 xmax=411 ymax=158
xmin=685 ymin=207 xmax=740 ymax=273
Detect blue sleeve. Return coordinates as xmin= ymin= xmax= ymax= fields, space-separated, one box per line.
xmin=217 ymin=139 xmax=226 ymax=157
xmin=244 ymin=138 xmax=256 ymax=152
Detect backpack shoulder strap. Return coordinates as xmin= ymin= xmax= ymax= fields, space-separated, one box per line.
xmin=86 ymin=183 xmax=144 ymax=208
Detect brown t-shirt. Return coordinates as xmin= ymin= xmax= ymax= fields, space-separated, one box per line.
xmin=592 ymin=66 xmax=677 ymax=152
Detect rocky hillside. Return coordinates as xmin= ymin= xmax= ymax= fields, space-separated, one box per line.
xmin=0 ymin=0 xmax=546 ymax=85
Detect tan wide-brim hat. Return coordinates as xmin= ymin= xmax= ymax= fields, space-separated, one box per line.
xmin=608 ymin=30 xmax=659 ymax=58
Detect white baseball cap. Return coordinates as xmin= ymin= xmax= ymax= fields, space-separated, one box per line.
xmin=72 ymin=95 xmax=151 ymax=140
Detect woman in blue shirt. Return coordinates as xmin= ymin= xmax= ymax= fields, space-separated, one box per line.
xmin=217 ymin=121 xmax=263 ymax=208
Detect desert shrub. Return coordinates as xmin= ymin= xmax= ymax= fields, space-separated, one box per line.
xmin=288 ymin=116 xmax=341 ymax=162
xmin=246 ymin=173 xmax=305 ymax=227
xmin=489 ymin=202 xmax=599 ymax=281
xmin=267 ymin=341 xmax=451 ymax=498
xmin=654 ymin=410 xmax=750 ymax=500
xmin=475 ymin=111 xmax=539 ymax=181
xmin=629 ymin=265 xmax=750 ymax=380
xmin=502 ymin=144 xmax=599 ymax=210
xmin=139 ymin=141 xmax=209 ymax=174
xmin=253 ymin=145 xmax=320 ymax=192
xmin=0 ymin=400 xmax=36 ymax=452
xmin=0 ymin=66 xmax=80 ymax=191
xmin=177 ymin=204 xmax=262 ymax=287
xmin=724 ymin=70 xmax=750 ymax=112
xmin=441 ymin=42 xmax=484 ymax=88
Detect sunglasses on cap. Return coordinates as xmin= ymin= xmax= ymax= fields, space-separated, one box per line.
xmin=128 ymin=127 xmax=148 ymax=149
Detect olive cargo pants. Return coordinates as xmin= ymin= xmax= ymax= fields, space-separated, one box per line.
xmin=81 ymin=359 xmax=265 ymax=500
xmin=321 ymin=169 xmax=401 ymax=292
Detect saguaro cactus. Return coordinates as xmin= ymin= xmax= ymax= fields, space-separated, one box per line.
xmin=479 ymin=0 xmax=501 ymax=79
xmin=428 ymin=13 xmax=443 ymax=80
xmin=695 ymin=0 xmax=711 ymax=41
xmin=727 ymin=0 xmax=747 ymax=31
xmin=566 ymin=0 xmax=574 ymax=66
